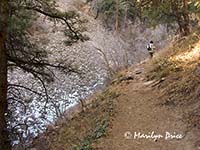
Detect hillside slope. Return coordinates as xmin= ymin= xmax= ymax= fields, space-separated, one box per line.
xmin=94 ymin=63 xmax=199 ymax=150
xmin=94 ymin=31 xmax=200 ymax=150
xmin=11 ymin=1 xmax=176 ymax=149
xmin=31 ymin=31 xmax=200 ymax=150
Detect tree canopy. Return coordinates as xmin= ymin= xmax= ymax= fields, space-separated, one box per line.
xmin=0 ymin=0 xmax=87 ymax=149
xmin=97 ymin=0 xmax=200 ymax=35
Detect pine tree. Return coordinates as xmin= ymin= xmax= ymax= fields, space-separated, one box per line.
xmin=0 ymin=0 xmax=87 ymax=149
xmin=138 ymin=0 xmax=199 ymax=35
xmin=98 ymin=0 xmax=139 ymax=30
xmin=97 ymin=0 xmax=200 ymax=35
xmin=0 ymin=0 xmax=11 ymax=149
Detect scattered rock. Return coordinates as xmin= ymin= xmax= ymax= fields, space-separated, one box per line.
xmin=151 ymin=78 xmax=165 ymax=87
xmin=121 ymin=76 xmax=134 ymax=81
xmin=143 ymin=80 xmax=156 ymax=86
xmin=134 ymin=68 xmax=144 ymax=74
xmin=135 ymin=70 xmax=142 ymax=74
xmin=143 ymin=78 xmax=165 ymax=87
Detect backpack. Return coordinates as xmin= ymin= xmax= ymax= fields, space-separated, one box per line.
xmin=147 ymin=44 xmax=152 ymax=51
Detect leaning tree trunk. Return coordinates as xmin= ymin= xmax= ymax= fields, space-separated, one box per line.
xmin=182 ymin=0 xmax=190 ymax=36
xmin=115 ymin=0 xmax=119 ymax=32
xmin=0 ymin=0 xmax=11 ymax=150
xmin=172 ymin=0 xmax=190 ymax=36
xmin=182 ymin=14 xmax=190 ymax=36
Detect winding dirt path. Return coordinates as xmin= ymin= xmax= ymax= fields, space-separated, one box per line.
xmin=95 ymin=64 xmax=197 ymax=150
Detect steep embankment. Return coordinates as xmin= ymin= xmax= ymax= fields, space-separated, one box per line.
xmin=16 ymin=0 xmax=172 ymax=142
xmin=93 ymin=64 xmax=198 ymax=150
xmin=93 ymin=31 xmax=200 ymax=150
xmin=31 ymin=31 xmax=200 ymax=150
xmin=94 ymin=31 xmax=200 ymax=150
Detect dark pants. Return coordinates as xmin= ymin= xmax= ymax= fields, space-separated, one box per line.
xmin=149 ymin=52 xmax=154 ymax=58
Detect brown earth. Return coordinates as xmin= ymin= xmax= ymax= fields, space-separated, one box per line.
xmin=31 ymin=59 xmax=200 ymax=150
xmin=31 ymin=34 xmax=200 ymax=150
xmin=94 ymin=62 xmax=200 ymax=150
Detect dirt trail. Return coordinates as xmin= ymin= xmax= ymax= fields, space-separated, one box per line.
xmin=95 ymin=63 xmax=197 ymax=150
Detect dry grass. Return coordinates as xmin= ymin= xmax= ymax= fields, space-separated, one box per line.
xmin=31 ymin=29 xmax=200 ymax=150
xmin=147 ymin=29 xmax=200 ymax=80
xmin=31 ymin=88 xmax=120 ymax=150
xmin=147 ymin=29 xmax=200 ymax=134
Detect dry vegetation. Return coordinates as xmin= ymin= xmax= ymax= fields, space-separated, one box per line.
xmin=146 ymin=28 xmax=200 ymax=130
xmin=30 ymin=28 xmax=200 ymax=150
xmin=30 ymin=88 xmax=120 ymax=150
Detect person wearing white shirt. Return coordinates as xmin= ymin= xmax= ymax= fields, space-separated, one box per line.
xmin=147 ymin=41 xmax=155 ymax=58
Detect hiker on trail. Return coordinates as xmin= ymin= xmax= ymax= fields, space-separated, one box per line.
xmin=147 ymin=41 xmax=155 ymax=58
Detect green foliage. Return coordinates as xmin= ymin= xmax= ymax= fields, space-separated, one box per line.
xmin=97 ymin=0 xmax=200 ymax=33
xmin=99 ymin=0 xmax=116 ymax=16
xmin=8 ymin=7 xmax=32 ymax=32
xmin=72 ymin=89 xmax=119 ymax=150
xmin=6 ymin=0 xmax=89 ymax=83
xmin=7 ymin=1 xmax=55 ymax=82
xmin=189 ymin=0 xmax=200 ymax=22
xmin=4 ymin=0 xmax=88 ymax=146
xmin=141 ymin=1 xmax=174 ymax=27
xmin=73 ymin=119 xmax=109 ymax=150
xmin=139 ymin=0 xmax=200 ymax=34
xmin=189 ymin=0 xmax=200 ymax=12
xmin=99 ymin=0 xmax=137 ymax=17
xmin=98 ymin=0 xmax=139 ymax=29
